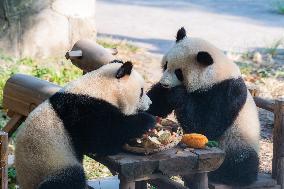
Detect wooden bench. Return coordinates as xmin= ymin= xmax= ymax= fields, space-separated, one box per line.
xmin=91 ymin=147 xmax=224 ymax=189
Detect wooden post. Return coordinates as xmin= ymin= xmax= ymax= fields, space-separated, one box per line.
xmin=2 ymin=112 xmax=26 ymax=137
xmin=135 ymin=181 xmax=147 ymax=189
xmin=119 ymin=177 xmax=135 ymax=189
xmin=184 ymin=173 xmax=208 ymax=189
xmin=0 ymin=131 xmax=8 ymax=189
xmin=272 ymin=99 xmax=284 ymax=189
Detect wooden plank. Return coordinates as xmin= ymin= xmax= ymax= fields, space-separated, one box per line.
xmin=253 ymin=97 xmax=274 ymax=112
xmin=2 ymin=113 xmax=25 ymax=137
xmin=272 ymin=99 xmax=284 ymax=189
xmin=192 ymin=148 xmax=225 ymax=172
xmin=92 ymin=147 xmax=224 ymax=181
xmin=0 ymin=131 xmax=8 ymax=189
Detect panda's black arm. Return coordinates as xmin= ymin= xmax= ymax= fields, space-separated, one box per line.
xmin=147 ymin=83 xmax=187 ymax=117
xmin=119 ymin=112 xmax=156 ymax=138
xmin=179 ymin=78 xmax=248 ymax=140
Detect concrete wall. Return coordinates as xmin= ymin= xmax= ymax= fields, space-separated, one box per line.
xmin=0 ymin=0 xmax=96 ymax=58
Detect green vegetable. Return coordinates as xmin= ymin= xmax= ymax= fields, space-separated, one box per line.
xmin=206 ymin=141 xmax=219 ymax=147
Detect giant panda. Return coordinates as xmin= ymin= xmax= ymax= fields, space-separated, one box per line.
xmin=147 ymin=27 xmax=260 ymax=186
xmin=15 ymin=61 xmax=156 ymax=189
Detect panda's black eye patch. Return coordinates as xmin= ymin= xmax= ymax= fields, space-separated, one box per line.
xmin=175 ymin=69 xmax=184 ymax=81
xmin=163 ymin=61 xmax=168 ymax=71
xmin=140 ymin=88 xmax=144 ymax=98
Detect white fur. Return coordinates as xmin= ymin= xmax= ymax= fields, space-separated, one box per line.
xmin=160 ymin=70 xmax=182 ymax=88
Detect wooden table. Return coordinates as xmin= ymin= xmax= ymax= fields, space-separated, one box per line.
xmin=91 ymin=146 xmax=225 ymax=189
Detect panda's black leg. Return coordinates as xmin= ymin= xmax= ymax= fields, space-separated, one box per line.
xmin=37 ymin=165 xmax=89 ymax=189
xmin=209 ymin=147 xmax=259 ymax=186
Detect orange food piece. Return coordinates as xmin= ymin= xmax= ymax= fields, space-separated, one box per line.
xmin=181 ymin=133 xmax=209 ymax=149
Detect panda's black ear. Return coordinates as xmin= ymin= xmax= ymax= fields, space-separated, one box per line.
xmin=196 ymin=51 xmax=214 ymax=66
xmin=176 ymin=27 xmax=187 ymax=43
xmin=116 ymin=61 xmax=133 ymax=79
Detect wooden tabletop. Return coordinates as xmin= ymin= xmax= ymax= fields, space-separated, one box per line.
xmin=91 ymin=146 xmax=225 ymax=182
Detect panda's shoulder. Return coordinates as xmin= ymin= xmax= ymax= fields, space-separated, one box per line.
xmin=49 ymin=92 xmax=122 ymax=118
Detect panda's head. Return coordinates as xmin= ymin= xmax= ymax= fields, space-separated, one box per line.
xmin=64 ymin=61 xmax=151 ymax=115
xmin=160 ymin=27 xmax=241 ymax=92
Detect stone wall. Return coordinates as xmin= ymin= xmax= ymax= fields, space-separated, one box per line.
xmin=0 ymin=0 xmax=96 ymax=58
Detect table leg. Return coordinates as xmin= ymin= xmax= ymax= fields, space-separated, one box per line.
xmin=135 ymin=181 xmax=147 ymax=189
xmin=183 ymin=173 xmax=208 ymax=189
xmin=119 ymin=178 xmax=135 ymax=189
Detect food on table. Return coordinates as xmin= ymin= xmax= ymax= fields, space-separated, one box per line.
xmin=181 ymin=133 xmax=209 ymax=149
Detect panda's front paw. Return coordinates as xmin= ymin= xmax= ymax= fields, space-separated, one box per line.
xmin=128 ymin=112 xmax=156 ymax=137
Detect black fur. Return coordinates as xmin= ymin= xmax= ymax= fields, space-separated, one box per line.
xmin=49 ymin=93 xmax=156 ymax=160
xmin=163 ymin=61 xmax=168 ymax=71
xmin=147 ymin=83 xmax=186 ymax=117
xmin=148 ymin=77 xmax=259 ymax=185
xmin=209 ymin=146 xmax=259 ymax=186
xmin=174 ymin=69 xmax=184 ymax=81
xmin=197 ymin=51 xmax=214 ymax=66
xmin=110 ymin=59 xmax=123 ymax=64
xmin=176 ymin=27 xmax=187 ymax=42
xmin=147 ymin=78 xmax=247 ymax=138
xmin=116 ymin=61 xmax=133 ymax=79
xmin=174 ymin=78 xmax=247 ymax=140
xmin=37 ymin=165 xmax=86 ymax=189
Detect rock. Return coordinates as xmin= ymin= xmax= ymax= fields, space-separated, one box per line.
xmin=0 ymin=0 xmax=96 ymax=58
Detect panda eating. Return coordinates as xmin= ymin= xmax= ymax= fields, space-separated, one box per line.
xmin=15 ymin=61 xmax=156 ymax=189
xmin=147 ymin=27 xmax=260 ymax=186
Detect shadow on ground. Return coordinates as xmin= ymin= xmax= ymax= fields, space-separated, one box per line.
xmin=101 ymin=0 xmax=284 ymax=28
xmin=98 ymin=33 xmax=174 ymax=54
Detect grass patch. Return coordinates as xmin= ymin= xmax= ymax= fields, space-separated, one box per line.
xmin=265 ymin=39 xmax=283 ymax=57
xmin=97 ymin=38 xmax=139 ymax=53
xmin=83 ymin=156 xmax=112 ymax=179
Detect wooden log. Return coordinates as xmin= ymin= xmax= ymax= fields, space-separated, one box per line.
xmin=253 ymin=97 xmax=275 ymax=112
xmin=66 ymin=39 xmax=116 ymax=73
xmin=0 ymin=131 xmax=8 ymax=189
xmin=272 ymin=99 xmax=284 ymax=189
xmin=3 ymin=74 xmax=62 ymax=117
xmin=248 ymin=85 xmax=260 ymax=97
xmin=2 ymin=113 xmax=25 ymax=137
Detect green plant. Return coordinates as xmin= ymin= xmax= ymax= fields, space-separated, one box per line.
xmin=266 ymin=39 xmax=283 ymax=57
xmin=8 ymin=167 xmax=17 ymax=189
xmin=97 ymin=39 xmax=139 ymax=53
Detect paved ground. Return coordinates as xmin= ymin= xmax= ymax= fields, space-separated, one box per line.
xmin=96 ymin=0 xmax=284 ymax=56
